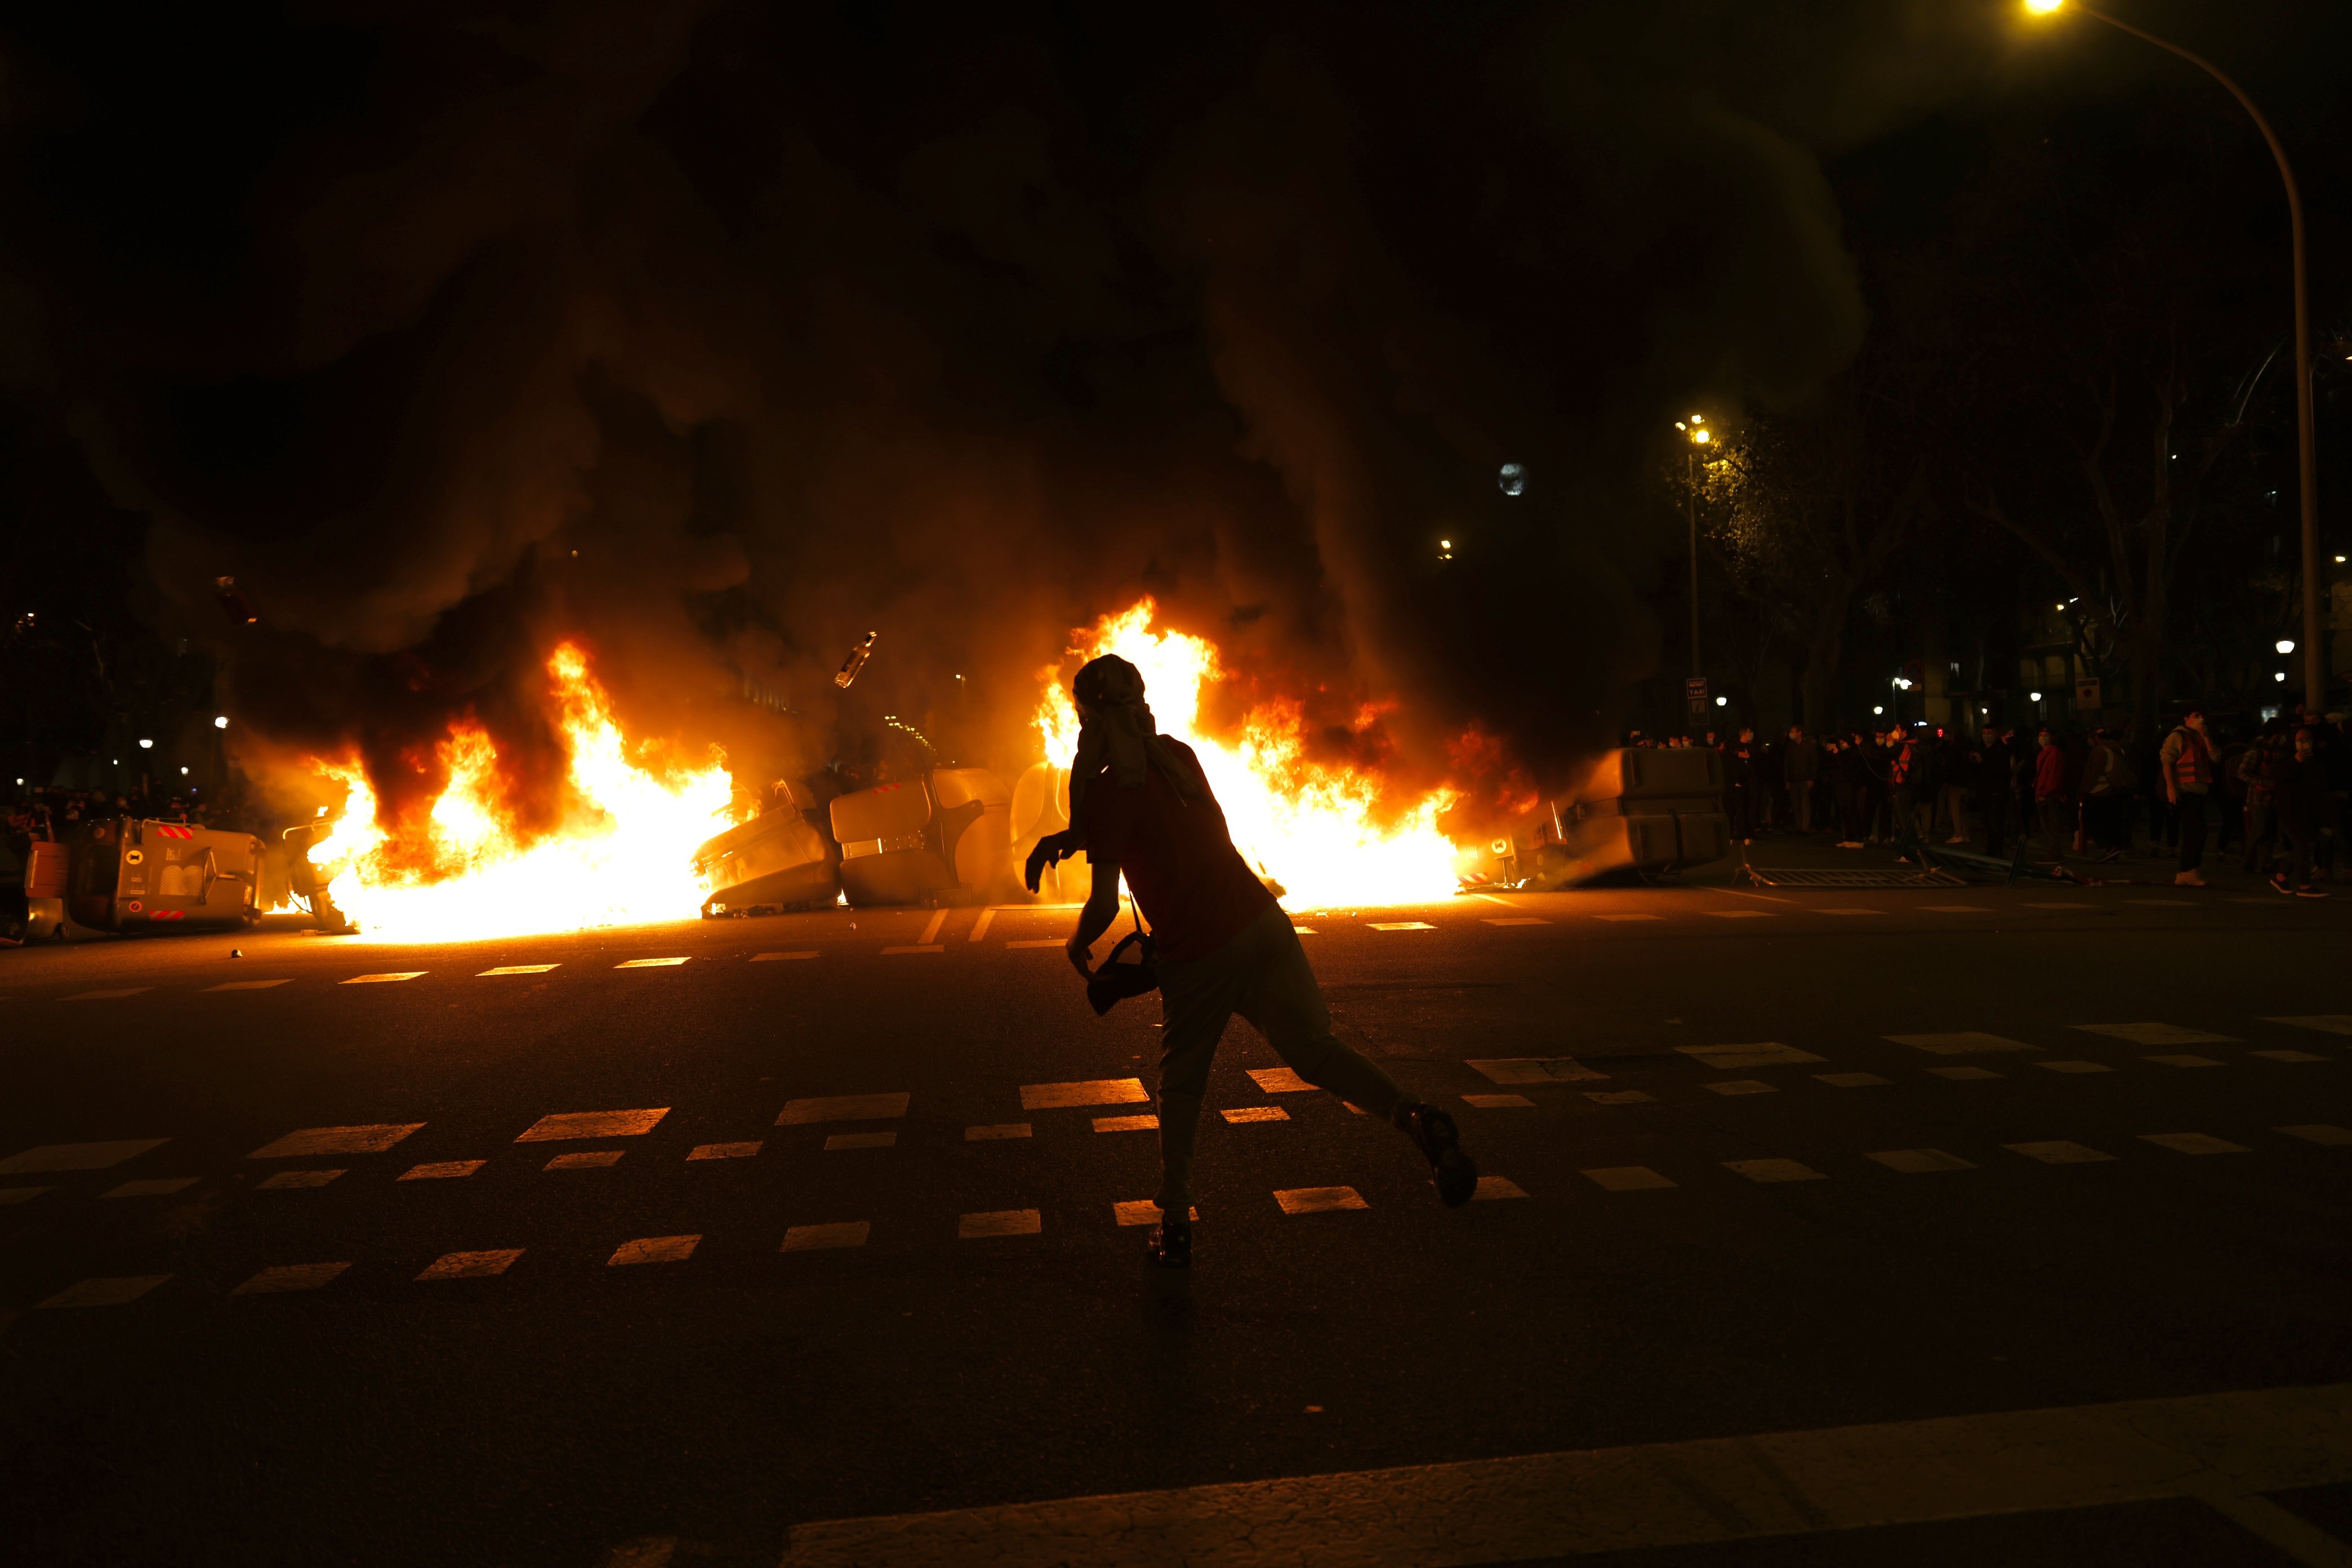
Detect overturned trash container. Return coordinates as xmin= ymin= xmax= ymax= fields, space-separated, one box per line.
xmin=1009 ymin=761 xmax=1088 ymax=901
xmin=695 ymin=779 xmax=840 ymax=916
xmin=46 ymin=817 xmax=265 ymax=934
xmin=831 ymin=779 xmax=954 ymax=907
xmin=1503 ymin=747 xmax=1730 ymax=887
xmin=930 ymin=767 xmax=1013 ymax=900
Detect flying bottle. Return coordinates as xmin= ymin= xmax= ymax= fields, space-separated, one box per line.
xmin=834 ymin=631 xmax=877 ymax=688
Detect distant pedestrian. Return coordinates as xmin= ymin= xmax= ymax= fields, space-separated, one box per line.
xmin=2034 ymin=727 xmax=2070 ymax=857
xmin=1726 ymin=728 xmax=1757 ymax=844
xmin=2239 ymin=724 xmax=2288 ymax=876
xmin=1975 ymin=723 xmax=2014 ymax=858
xmin=1935 ymin=728 xmax=1971 ymax=843
xmin=2079 ymin=728 xmax=2134 ymax=862
xmin=2161 ymin=709 xmax=2216 ymax=888
xmin=2273 ymin=728 xmax=2331 ymax=897
xmin=1784 ymin=727 xmax=1820 ymax=833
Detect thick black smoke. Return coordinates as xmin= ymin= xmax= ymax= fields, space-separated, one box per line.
xmin=0 ymin=2 xmax=2016 ymax=828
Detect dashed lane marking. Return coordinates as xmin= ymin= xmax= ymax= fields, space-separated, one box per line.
xmin=1482 ymin=917 xmax=1549 ymax=926
xmin=687 ymin=1142 xmax=763 ymax=1160
xmin=2077 ymin=1022 xmax=2237 ymax=1045
xmin=257 ymin=1170 xmax=342 ymax=1190
xmin=781 ymin=1222 xmax=870 ymax=1252
xmin=479 ymin=964 xmax=559 ymax=975
xmin=1886 ymin=1032 xmax=2038 ymax=1055
xmin=968 ymin=909 xmax=995 ymax=942
xmin=1469 ymin=893 xmax=1516 ymax=907
xmin=1246 ymin=1067 xmax=1313 ymax=1093
xmin=2253 ymin=1050 xmax=2328 ymax=1062
xmin=2266 ymin=1015 xmax=2352 ymax=1035
xmin=1920 ymin=906 xmax=1990 ymax=914
xmin=1094 ymin=1115 xmax=1159 ymax=1133
xmin=2141 ymin=1132 xmax=2250 ymax=1156
xmin=1725 ymin=1159 xmax=1825 ymax=1183
xmin=608 ymin=1235 xmax=698 ymax=1266
xmin=919 ymin=909 xmax=948 ymax=945
xmin=2036 ymin=1060 xmax=2115 ymax=1075
xmin=824 ymin=1132 xmax=897 ymax=1150
xmin=1293 ymin=928 xmax=1318 ymax=935
xmin=615 ymin=957 xmax=689 ymax=969
xmin=1927 ymin=1065 xmax=2002 ymax=1080
xmin=1222 ymin=1107 xmax=1290 ymax=1124
xmin=1006 ymin=939 xmax=1064 ymax=949
xmin=417 ymin=1249 xmax=523 ymax=1280
xmin=518 ymin=1108 xmax=669 ymax=1141
xmin=1275 ymin=1187 xmax=1368 ymax=1215
xmin=960 ymin=1209 xmax=1043 ymax=1239
xmin=1021 ymin=1078 xmax=1148 ymax=1111
xmin=1113 ymin=1200 xmax=1198 ymax=1226
xmin=1703 ymin=1080 xmax=1776 ymax=1097
xmin=0 ymin=1139 xmax=168 ymax=1174
xmin=1473 ymin=1176 xmax=1528 ymax=1200
xmin=341 ymin=972 xmax=424 ymax=985
xmin=1585 ymin=1091 xmax=1654 ymax=1104
xmin=1678 ymin=1043 xmax=1824 ymax=1068
xmin=545 ymin=1151 xmax=625 ymax=1170
xmin=965 ymin=1124 xmax=1032 ymax=1141
xmin=233 ymin=1263 xmax=350 ymax=1295
xmin=1462 ymin=1094 xmax=1534 ymax=1109
xmin=37 ymin=1276 xmax=171 ymax=1308
xmin=1583 ymin=1166 xmax=1674 ymax=1191
xmin=1593 ymin=912 xmax=1663 ymax=921
xmin=2007 ymin=1141 xmax=2117 ymax=1164
xmin=778 ymin=1093 xmax=910 ymax=1125
xmin=205 ymin=979 xmax=291 ymax=991
xmin=883 ymin=945 xmax=945 ymax=955
xmin=752 ymin=951 xmax=818 ymax=961
xmin=0 ymin=1186 xmax=53 ymax=1204
xmin=2280 ymin=1125 xmax=2352 ymax=1146
xmin=2146 ymin=1054 xmax=2224 ymax=1068
xmin=1816 ymin=908 xmax=1885 ymax=915
xmin=1867 ymin=1148 xmax=1975 ymax=1174
xmin=1816 ymin=1072 xmax=1888 ymax=1088
xmin=1367 ymin=921 xmax=1436 ymax=932
xmin=100 ymin=1178 xmax=199 ymax=1198
xmin=65 ymin=988 xmax=151 ymax=1000
xmin=250 ymin=1123 xmax=424 ymax=1159
xmin=398 ymin=1160 xmax=484 ymax=1181
xmin=1468 ymin=1058 xmax=1603 ymax=1084
xmin=1701 ymin=910 xmax=1774 ymax=919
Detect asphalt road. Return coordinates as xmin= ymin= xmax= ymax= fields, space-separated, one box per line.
xmin=5 ymin=866 xmax=2351 ymax=1567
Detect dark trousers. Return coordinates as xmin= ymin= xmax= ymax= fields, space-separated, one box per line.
xmin=2279 ymin=823 xmax=2316 ymax=889
xmin=1791 ymin=779 xmax=1814 ymax=832
xmin=2243 ymin=800 xmax=2273 ymax=873
xmin=2038 ymin=798 xmax=2070 ymax=855
xmin=2177 ymin=793 xmax=2207 ymax=873
xmin=1981 ymin=790 xmax=2010 ymax=858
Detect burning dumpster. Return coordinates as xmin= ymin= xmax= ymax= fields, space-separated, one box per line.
xmin=694 ymin=780 xmax=839 ymax=916
xmin=828 ymin=767 xmax=1015 ymax=907
xmin=1498 ymin=747 xmax=1730 ymax=887
xmin=24 ymin=817 xmax=265 ymax=937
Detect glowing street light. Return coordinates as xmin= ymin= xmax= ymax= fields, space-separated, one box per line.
xmin=138 ymin=738 xmax=153 ymax=750
xmin=214 ymin=715 xmax=229 ymax=729
xmin=1676 ymin=415 xmax=1712 ymax=720
xmin=2026 ymin=0 xmax=2324 ymax=705
xmin=2277 ymin=639 xmax=2297 ymax=655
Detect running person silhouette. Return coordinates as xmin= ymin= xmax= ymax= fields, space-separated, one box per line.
xmin=1030 ymin=654 xmax=1478 ymax=1268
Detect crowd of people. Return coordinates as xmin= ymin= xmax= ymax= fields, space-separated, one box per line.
xmin=1627 ymin=707 xmax=2352 ymax=896
xmin=5 ymin=783 xmax=238 ymax=850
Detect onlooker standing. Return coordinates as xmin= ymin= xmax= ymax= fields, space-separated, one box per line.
xmin=1725 ymin=728 xmax=1757 ymax=845
xmin=1889 ymin=729 xmax=1923 ymax=847
xmin=1755 ymin=731 xmax=1784 ymax=832
xmin=2273 ymin=727 xmax=2330 ymax=897
xmin=2239 ymin=725 xmax=2287 ymax=876
xmin=1976 ymin=724 xmax=2014 ymax=858
xmin=2034 ymin=727 xmax=2070 ymax=856
xmin=2079 ymin=728 xmax=2133 ymax=862
xmin=1936 ymin=728 xmax=1971 ymax=843
xmin=2160 ymin=709 xmax=2216 ymax=888
xmin=1784 ymin=727 xmax=1820 ymax=833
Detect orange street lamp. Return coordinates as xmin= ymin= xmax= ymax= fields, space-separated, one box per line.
xmin=1674 ymin=416 xmax=1711 ymax=716
xmin=2026 ymin=0 xmax=2324 ymax=707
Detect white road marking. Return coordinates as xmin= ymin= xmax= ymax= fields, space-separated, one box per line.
xmin=100 ymin=1178 xmax=198 ymax=1198
xmin=919 ymin=909 xmax=948 ymax=944
xmin=779 ymin=1093 xmax=910 ymax=1125
xmin=1724 ymin=1159 xmax=1825 ymax=1183
xmin=37 ymin=1276 xmax=171 ymax=1308
xmin=968 ymin=909 xmax=995 ymax=942
xmin=517 ymin=1108 xmax=669 ymax=1142
xmin=2145 ymin=1054 xmax=2224 ymax=1068
xmin=1678 ymin=1043 xmax=1824 ymax=1068
xmin=752 ymin=951 xmax=818 ymax=961
xmin=234 ymin=1263 xmax=350 ymax=1295
xmin=2036 ymin=1060 xmax=2114 ymax=1074
xmin=1275 ymin=1187 xmax=1368 ymax=1215
xmin=206 ymin=979 xmax=291 ymax=991
xmin=1368 ymin=921 xmax=1436 ymax=932
xmin=65 ymin=987 xmax=152 ymax=1000
xmin=2253 ymin=1050 xmax=2328 ymax=1062
xmin=1293 ymin=928 xmax=1318 ymax=935
xmin=1006 ymin=939 xmax=1063 ymax=950
xmin=1701 ymin=910 xmax=1773 ymax=919
xmin=2077 ymin=1022 xmax=2237 ymax=1045
xmin=2141 ymin=1132 xmax=2249 ymax=1156
xmin=2279 ymin=1125 xmax=2352 ymax=1146
xmin=1473 ymin=1176 xmax=1528 ymax=1200
xmin=1461 ymin=1094 xmax=1534 ymax=1109
xmin=607 ymin=1235 xmax=698 ymax=1266
xmin=687 ymin=1141 xmax=763 ymax=1160
xmin=416 ymin=1249 xmax=522 ymax=1280
xmin=824 ymin=1132 xmax=897 ymax=1150
xmin=1482 ymin=917 xmax=1549 ymax=926
xmin=250 ymin=1123 xmax=424 ymax=1159
xmin=0 ymin=1139 xmax=168 ymax=1174
xmin=398 ymin=1160 xmax=484 ymax=1180
xmin=1094 ymin=1115 xmax=1160 ymax=1133
xmin=960 ymin=1209 xmax=1042 ymax=1238
xmin=2007 ymin=1141 xmax=2116 ymax=1164
xmin=545 ymin=1151 xmax=625 ymax=1169
xmin=479 ymin=964 xmax=559 ymax=975
xmin=1703 ymin=1080 xmax=1777 ymax=1097
xmin=965 ymin=1124 xmax=1032 ymax=1141
xmin=1926 ymin=1065 xmax=2002 ymax=1080
xmin=1021 ymin=1078 xmax=1148 ymax=1111
xmin=2266 ymin=1015 xmax=2352 ymax=1035
xmin=1584 ymin=1090 xmax=1654 ymax=1104
xmin=1468 ymin=1058 xmax=1603 ymax=1084
xmin=1815 ymin=1072 xmax=1888 ymax=1088
xmin=1113 ymin=1200 xmax=1197 ymax=1226
xmin=615 ymin=957 xmax=689 ymax=969
xmin=1246 ymin=1067 xmax=1313 ymax=1093
xmin=1222 ymin=1106 xmax=1289 ymax=1124
xmin=341 ymin=972 xmax=424 ymax=984
xmin=1886 ymin=1032 xmax=2038 ymax=1054
xmin=781 ymin=1222 xmax=870 ymax=1252
xmin=1867 ymin=1148 xmax=1975 ymax=1173
xmin=257 ymin=1169 xmax=343 ymax=1190
xmin=1469 ymin=893 xmax=1516 ymax=907
xmin=1594 ymin=912 xmax=1663 ymax=922
xmin=1583 ymin=1166 xmax=1674 ymax=1191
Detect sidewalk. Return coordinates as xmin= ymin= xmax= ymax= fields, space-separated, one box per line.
xmin=1678 ymin=819 xmax=2341 ymax=894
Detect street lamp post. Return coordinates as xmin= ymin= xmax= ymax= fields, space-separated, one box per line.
xmin=1676 ymin=416 xmax=1712 ymax=727
xmin=2026 ymin=0 xmax=2325 ymax=709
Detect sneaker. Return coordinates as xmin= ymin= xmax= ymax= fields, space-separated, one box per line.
xmin=1837 ymin=840 xmax=1864 ymax=850
xmin=2174 ymin=870 xmax=2206 ymax=888
xmin=2271 ymin=874 xmax=2295 ymax=896
xmin=2297 ymin=885 xmax=2331 ymax=899
xmin=1146 ymin=1215 xmax=1192 ymax=1268
xmin=1400 ymin=1104 xmax=1478 ymax=1207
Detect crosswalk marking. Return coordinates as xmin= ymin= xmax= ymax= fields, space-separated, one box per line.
xmin=778 ymin=1093 xmax=910 ymax=1125
xmin=1724 ymin=1159 xmax=1824 ymax=1183
xmin=687 ymin=1142 xmax=763 ymax=1160
xmin=0 ymin=1186 xmax=52 ymax=1204
xmin=1886 ymin=1032 xmax=2036 ymax=1054
xmin=0 ymin=1139 xmax=168 ymax=1174
xmin=1246 ymin=1067 xmax=1314 ymax=1093
xmin=1593 ymin=912 xmax=1663 ymax=921
xmin=2077 ymin=1022 xmax=2236 ymax=1045
xmin=917 ymin=909 xmax=948 ymax=944
xmin=1867 ymin=1148 xmax=1974 ymax=1174
xmin=1815 ymin=1072 xmax=1888 ymax=1088
xmin=65 ymin=987 xmax=152 ymax=1000
xmin=1926 ymin=1065 xmax=2002 ymax=1080
xmin=37 ymin=1275 xmax=171 ymax=1308
xmin=824 ymin=1132 xmax=897 ymax=1150
xmin=545 ymin=1151 xmax=625 ymax=1169
xmin=2253 ymin=1050 xmax=2327 ymax=1063
xmin=1222 ymin=1106 xmax=1289 ymax=1124
xmin=249 ymin=1123 xmax=425 ymax=1159
xmin=781 ymin=1222 xmax=870 ymax=1252
xmin=1367 ymin=921 xmax=1436 ymax=932
xmin=1468 ymin=1058 xmax=1603 ymax=1084
xmin=1473 ymin=1177 xmax=1528 ymax=1200
xmin=100 ymin=1178 xmax=198 ymax=1198
xmin=960 ymin=1209 xmax=1042 ymax=1238
xmin=1678 ymin=1043 xmax=1824 ymax=1068
xmin=1703 ymin=1080 xmax=1776 ymax=1097
xmin=341 ymin=972 xmax=424 ymax=985
xmin=2007 ymin=1141 xmax=2115 ymax=1164
xmin=607 ymin=1235 xmax=699 ymax=1266
xmin=398 ymin=1160 xmax=484 ymax=1181
xmin=1583 ymin=1166 xmax=1673 ymax=1191
xmin=2145 ymin=1054 xmax=2224 ymax=1068
xmin=2266 ymin=1015 xmax=2352 ymax=1035
xmin=1584 ymin=1090 xmax=1654 ymax=1104
xmin=752 ymin=951 xmax=818 ymax=961
xmin=1293 ymin=928 xmax=1318 ymax=935
xmin=233 ymin=1263 xmax=350 ymax=1294
xmin=2279 ymin=1125 xmax=2352 ymax=1146
xmin=518 ymin=1108 xmax=669 ymax=1141
xmin=417 ymin=1249 xmax=523 ymax=1280
xmin=1275 ymin=1187 xmax=1368 ymax=1215
xmin=883 ymin=945 xmax=945 ymax=955
xmin=479 ymin=964 xmax=559 ymax=976
xmin=2141 ymin=1132 xmax=2249 ymax=1156
xmin=1113 ymin=1200 xmax=1197 ymax=1226
xmin=205 ymin=979 xmax=291 ymax=991
xmin=1460 ymin=1094 xmax=1534 ymax=1109
xmin=1006 ymin=939 xmax=1064 ymax=949
xmin=1702 ymin=910 xmax=1772 ymax=919
xmin=1094 ymin=1115 xmax=1159 ymax=1133
xmin=1481 ymin=917 xmax=1549 ymax=926
xmin=257 ymin=1169 xmax=344 ymax=1190
xmin=965 ymin=1124 xmax=1032 ymax=1141
xmin=616 ymin=957 xmax=689 ymax=969
xmin=1021 ymin=1078 xmax=1148 ymax=1110
xmin=968 ymin=909 xmax=995 ymax=942
xmin=2035 ymin=1060 xmax=2113 ymax=1075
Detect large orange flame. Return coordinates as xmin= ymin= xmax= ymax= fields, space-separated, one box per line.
xmin=304 ymin=644 xmax=734 ymax=942
xmin=1036 ymin=600 xmax=1460 ymax=907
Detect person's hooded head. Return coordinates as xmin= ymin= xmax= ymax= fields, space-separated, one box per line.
xmin=1067 ymin=654 xmax=1203 ymax=826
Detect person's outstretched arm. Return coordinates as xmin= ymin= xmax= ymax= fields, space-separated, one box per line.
xmin=1068 ymin=853 xmax=1121 ymax=977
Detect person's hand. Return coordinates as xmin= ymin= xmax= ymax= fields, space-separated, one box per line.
xmin=1024 ymin=830 xmax=1077 ymax=893
xmin=1066 ymin=936 xmax=1093 ymax=978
